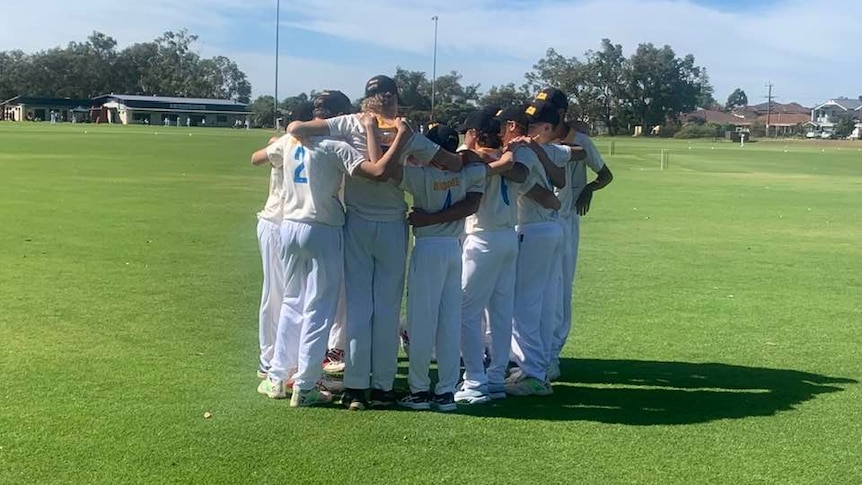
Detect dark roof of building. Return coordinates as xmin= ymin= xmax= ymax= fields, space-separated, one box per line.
xmin=0 ymin=96 xmax=93 ymax=108
xmin=92 ymin=94 xmax=249 ymax=113
xmin=681 ymin=109 xmax=747 ymax=125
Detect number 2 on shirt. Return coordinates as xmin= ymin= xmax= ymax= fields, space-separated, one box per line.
xmin=500 ymin=178 xmax=510 ymax=206
xmin=293 ymin=146 xmax=308 ymax=184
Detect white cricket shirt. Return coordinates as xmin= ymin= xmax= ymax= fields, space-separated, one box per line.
xmin=400 ymin=163 xmax=487 ymax=238
xmin=266 ymin=134 xmax=365 ymax=227
xmin=327 ymin=114 xmax=441 ymax=222
xmin=514 ymin=147 xmax=558 ymax=224
xmin=257 ymin=166 xmax=284 ymax=222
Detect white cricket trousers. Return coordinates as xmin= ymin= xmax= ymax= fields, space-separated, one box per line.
xmin=269 ymin=220 xmax=344 ymax=391
xmin=407 ymin=237 xmax=462 ymax=395
xmin=256 ymin=217 xmax=284 ymax=371
xmin=552 ymin=214 xmax=580 ymax=361
xmin=328 ymin=284 xmax=347 ymax=350
xmin=343 ymin=213 xmax=408 ymax=391
xmin=460 ymin=230 xmax=518 ymax=390
xmin=511 ymin=221 xmax=563 ymax=382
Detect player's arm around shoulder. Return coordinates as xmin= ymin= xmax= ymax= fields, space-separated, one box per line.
xmin=525 ymin=183 xmax=561 ymax=211
xmin=251 ymin=134 xmax=287 ymax=166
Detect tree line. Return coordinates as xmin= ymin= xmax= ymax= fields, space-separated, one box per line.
xmin=4 ymin=32 xmax=722 ymax=134
xmin=256 ymin=39 xmax=716 ymax=134
xmin=0 ymin=30 xmax=251 ymax=103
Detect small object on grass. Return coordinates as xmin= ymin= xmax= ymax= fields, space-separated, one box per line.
xmin=204 ymin=411 xmax=212 ymax=419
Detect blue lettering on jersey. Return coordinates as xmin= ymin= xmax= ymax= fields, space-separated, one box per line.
xmin=293 ymin=146 xmax=308 ymax=184
xmin=443 ymin=189 xmax=452 ymax=209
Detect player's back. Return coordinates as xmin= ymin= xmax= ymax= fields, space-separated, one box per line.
xmin=280 ymin=135 xmax=350 ymax=227
xmin=401 ymin=163 xmax=487 ymax=238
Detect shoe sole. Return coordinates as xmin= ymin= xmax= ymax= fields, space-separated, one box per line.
xmin=398 ymin=402 xmax=431 ymax=411
xmin=322 ymin=364 xmax=345 ymax=375
xmin=433 ymin=403 xmax=458 ymax=412
xmin=257 ymin=370 xmax=268 ymax=379
xmin=455 ymin=395 xmax=491 ymax=405
xmin=347 ymin=402 xmax=366 ymax=411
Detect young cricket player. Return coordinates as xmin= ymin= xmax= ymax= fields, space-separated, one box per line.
xmin=252 ymin=91 xmax=412 ymax=407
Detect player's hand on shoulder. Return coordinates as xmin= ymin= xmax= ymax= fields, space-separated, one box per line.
xmin=359 ymin=113 xmax=378 ymax=130
xmin=267 ymin=135 xmax=281 ymax=146
xmin=395 ymin=117 xmax=413 ymax=134
xmin=458 ymin=149 xmax=484 ymax=166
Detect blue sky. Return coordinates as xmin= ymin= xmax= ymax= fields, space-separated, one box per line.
xmin=2 ymin=0 xmax=860 ymax=107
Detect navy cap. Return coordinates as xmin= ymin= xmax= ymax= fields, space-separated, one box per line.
xmin=534 ymin=87 xmax=568 ymax=112
xmin=494 ymin=105 xmax=529 ymax=128
xmin=525 ymin=101 xmax=560 ymax=126
xmin=426 ymin=123 xmax=460 ymax=153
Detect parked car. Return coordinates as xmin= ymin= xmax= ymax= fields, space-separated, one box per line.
xmin=806 ymin=131 xmax=818 ymax=139
xmin=820 ymin=131 xmax=835 ymax=139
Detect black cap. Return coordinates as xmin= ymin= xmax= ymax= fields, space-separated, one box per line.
xmin=534 ymin=87 xmax=568 ymax=112
xmin=365 ymin=75 xmax=399 ymax=98
xmin=494 ymin=105 xmax=529 ymax=128
xmin=313 ymin=90 xmax=353 ymax=117
xmin=426 ymin=123 xmax=460 ymax=153
xmin=525 ymin=101 xmax=560 ymax=126
xmin=289 ymin=101 xmax=314 ymax=122
xmin=457 ymin=106 xmax=501 ymax=134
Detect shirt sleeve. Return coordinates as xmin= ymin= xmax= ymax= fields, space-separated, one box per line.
xmin=575 ymin=134 xmax=606 ymax=172
xmin=465 ymin=164 xmax=487 ymax=194
xmin=399 ymin=166 xmax=424 ymax=195
xmin=265 ymin=135 xmax=290 ymax=168
xmin=326 ymin=114 xmax=359 ymax=139
xmin=330 ymin=140 xmax=366 ymax=175
xmin=404 ymin=133 xmax=441 ymax=165
xmin=544 ymin=144 xmax=570 ymax=167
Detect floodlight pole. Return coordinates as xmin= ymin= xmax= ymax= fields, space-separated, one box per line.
xmin=431 ymin=15 xmax=438 ymax=122
xmin=274 ymin=0 xmax=281 ymax=129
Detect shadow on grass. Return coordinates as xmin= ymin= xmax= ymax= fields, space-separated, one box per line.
xmin=395 ymin=358 xmax=856 ymax=425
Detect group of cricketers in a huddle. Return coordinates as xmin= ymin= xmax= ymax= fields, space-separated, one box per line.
xmin=250 ymin=74 xmax=612 ymax=410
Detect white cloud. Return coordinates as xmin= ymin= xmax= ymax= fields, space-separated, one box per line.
xmin=2 ymin=0 xmax=861 ymax=105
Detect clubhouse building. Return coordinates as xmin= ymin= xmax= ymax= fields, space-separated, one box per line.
xmin=1 ymin=94 xmax=251 ymax=127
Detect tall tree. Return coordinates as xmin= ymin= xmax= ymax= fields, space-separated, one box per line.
xmin=725 ymin=88 xmax=748 ymax=111
xmin=626 ymin=43 xmax=710 ymax=129
xmin=479 ymin=83 xmax=532 ymax=109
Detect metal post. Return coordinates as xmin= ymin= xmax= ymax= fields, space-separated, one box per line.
xmin=274 ymin=0 xmax=280 ymax=129
xmin=431 ymin=15 xmax=438 ymax=122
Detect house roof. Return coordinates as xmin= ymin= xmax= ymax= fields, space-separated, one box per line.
xmin=747 ymin=102 xmax=811 ymax=115
xmin=681 ymin=109 xmax=746 ymax=125
xmin=814 ymin=98 xmax=862 ymax=111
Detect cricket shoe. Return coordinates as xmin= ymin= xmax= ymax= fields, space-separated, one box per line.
xmin=432 ymin=392 xmax=457 ymax=412
xmin=322 ymin=348 xmax=345 ymax=375
xmin=257 ymin=364 xmax=270 ymax=379
xmin=488 ymin=383 xmax=507 ymax=400
xmin=454 ymin=385 xmax=491 ymax=405
xmin=318 ymin=376 xmax=344 ymax=394
xmin=398 ymin=391 xmax=431 ymax=411
xmin=341 ymin=388 xmax=368 ymax=411
xmin=257 ymin=376 xmax=293 ymax=399
xmin=290 ymin=387 xmax=333 ymax=408
xmin=370 ymin=389 xmax=398 ymax=409
xmin=505 ymin=374 xmax=553 ymax=397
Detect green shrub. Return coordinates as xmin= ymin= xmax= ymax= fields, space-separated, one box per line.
xmin=674 ymin=123 xmax=721 ymax=139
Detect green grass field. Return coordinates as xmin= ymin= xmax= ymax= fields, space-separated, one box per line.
xmin=1 ymin=122 xmax=860 ymax=484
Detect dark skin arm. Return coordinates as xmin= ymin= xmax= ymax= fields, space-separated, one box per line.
xmin=408 ymin=191 xmax=483 ymax=228
xmin=575 ymin=165 xmax=614 ymax=216
xmin=525 ymin=183 xmax=561 ymax=211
